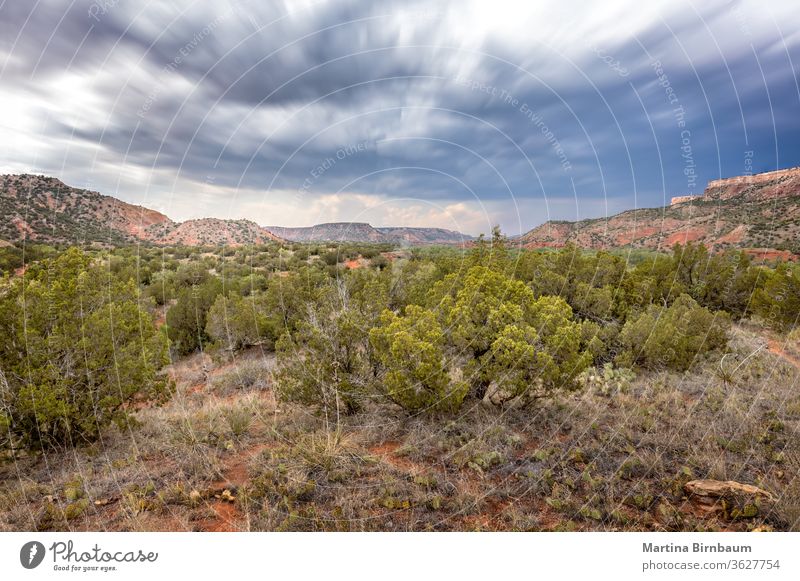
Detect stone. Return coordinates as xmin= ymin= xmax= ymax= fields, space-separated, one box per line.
xmin=482 ymin=381 xmax=514 ymax=406
xmin=683 ymin=479 xmax=775 ymax=518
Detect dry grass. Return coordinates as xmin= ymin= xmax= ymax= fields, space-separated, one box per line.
xmin=1 ymin=325 xmax=797 ymax=531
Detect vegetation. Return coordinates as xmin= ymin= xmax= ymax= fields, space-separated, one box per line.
xmin=205 ymin=293 xmax=273 ymax=352
xmin=166 ymin=277 xmax=224 ymax=356
xmin=617 ymin=294 xmax=730 ymax=371
xmin=370 ymin=305 xmax=468 ymax=412
xmin=0 ymin=248 xmax=170 ymax=451
xmin=0 ymin=233 xmax=798 ymax=532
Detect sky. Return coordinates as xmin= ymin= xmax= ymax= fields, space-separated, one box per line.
xmin=1 ymin=0 xmax=799 ymax=236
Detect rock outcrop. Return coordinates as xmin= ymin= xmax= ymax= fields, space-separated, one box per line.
xmin=670 ymin=194 xmax=702 ymax=205
xmin=520 ymin=167 xmax=800 ymax=257
xmin=704 ymin=166 xmax=800 ymax=202
xmin=683 ymin=479 xmax=775 ymax=519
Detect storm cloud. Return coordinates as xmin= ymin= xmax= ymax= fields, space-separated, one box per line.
xmin=2 ymin=0 xmax=799 ymax=234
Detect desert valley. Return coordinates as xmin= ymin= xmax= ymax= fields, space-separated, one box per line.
xmin=1 ymin=168 xmax=798 ymax=532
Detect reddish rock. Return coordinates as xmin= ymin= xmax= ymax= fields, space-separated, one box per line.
xmin=520 ymin=167 xmax=800 ymax=257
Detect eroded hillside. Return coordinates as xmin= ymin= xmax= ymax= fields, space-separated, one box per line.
xmin=520 ymin=168 xmax=800 ymax=258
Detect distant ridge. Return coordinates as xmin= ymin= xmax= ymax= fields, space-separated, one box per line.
xmin=0 ymin=174 xmax=472 ymax=247
xmin=267 ymin=222 xmax=473 ymax=244
xmin=5 ymin=169 xmax=797 ymax=254
xmin=518 ymin=167 xmax=800 ymax=258
xmin=0 ymin=174 xmax=284 ymax=246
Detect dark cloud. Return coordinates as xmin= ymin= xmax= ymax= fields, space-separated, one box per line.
xmin=1 ymin=0 xmax=799 ymax=233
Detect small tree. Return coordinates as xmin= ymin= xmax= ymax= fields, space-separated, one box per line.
xmin=672 ymin=242 xmax=710 ymax=293
xmin=369 ymin=306 xmax=467 ymax=413
xmin=274 ymin=283 xmax=372 ymax=417
xmin=205 ymin=293 xmax=274 ymax=351
xmin=696 ymin=250 xmax=760 ymax=318
xmin=440 ymin=265 xmax=536 ymax=360
xmin=166 ymin=277 xmax=223 ymax=355
xmin=478 ymin=296 xmax=592 ymax=405
xmin=0 ymin=248 xmax=170 ymax=451
xmin=753 ymin=263 xmax=800 ymax=332
xmin=262 ymin=266 xmax=329 ymax=336
xmin=618 ymin=294 xmax=729 ymax=370
xmin=370 ymin=254 xmax=389 ymax=270
xmin=440 ymin=266 xmax=591 ymax=398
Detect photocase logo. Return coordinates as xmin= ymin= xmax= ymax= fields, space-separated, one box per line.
xmin=20 ymin=541 xmax=46 ymax=569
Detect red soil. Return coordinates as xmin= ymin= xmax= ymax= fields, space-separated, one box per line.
xmin=197 ymin=442 xmax=273 ymax=532
xmin=767 ymin=338 xmax=800 ymax=370
xmin=369 ymin=441 xmax=423 ymax=473
xmin=664 ymin=228 xmax=706 ymax=246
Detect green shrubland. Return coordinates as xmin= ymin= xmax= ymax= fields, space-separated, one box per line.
xmin=0 ymin=248 xmax=170 ymax=450
xmin=1 ymin=234 xmax=798 ymax=452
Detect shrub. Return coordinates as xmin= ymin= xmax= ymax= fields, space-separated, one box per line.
xmin=580 ymin=319 xmax=620 ymax=362
xmin=572 ymin=283 xmax=614 ymax=320
xmin=438 ymin=266 xmax=591 ymax=401
xmin=370 ymin=254 xmax=389 ymax=270
xmin=262 ymin=266 xmax=329 ymax=335
xmin=175 ymin=261 xmax=211 ymax=287
xmin=0 ymin=248 xmax=170 ymax=451
xmin=239 ymin=273 xmax=268 ymax=296
xmin=142 ymin=270 xmax=177 ymax=306
xmin=478 ymin=296 xmax=592 ymax=404
xmin=205 ymin=293 xmax=274 ymax=351
xmin=166 ymin=277 xmax=223 ymax=355
xmin=321 ymin=250 xmax=341 ymax=266
xmin=370 ymin=306 xmax=467 ymax=413
xmin=695 ymin=250 xmax=761 ymax=318
xmin=274 ymin=285 xmax=372 ymax=416
xmin=753 ymin=263 xmax=800 ymax=332
xmin=440 ymin=266 xmax=536 ymax=358
xmin=617 ymin=294 xmax=729 ymax=370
